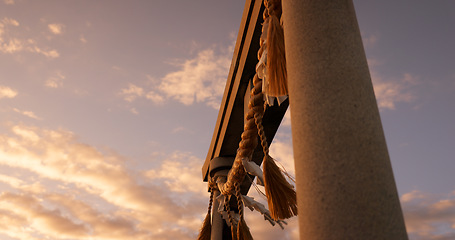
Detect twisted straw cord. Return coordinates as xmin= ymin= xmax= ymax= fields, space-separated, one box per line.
xmin=224 ymin=195 xmax=237 ymax=239
xmin=207 ymin=189 xmax=214 ymax=216
xmin=220 ymin=74 xmax=264 ymax=196
xmin=234 ymin=182 xmax=243 ymax=219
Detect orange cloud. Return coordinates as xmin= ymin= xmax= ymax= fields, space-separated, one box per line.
xmin=371 ymin=72 xmax=420 ymax=110
xmin=401 ymin=190 xmax=455 ymax=239
xmin=0 ymin=124 xmax=210 ymax=239
xmin=13 ymin=108 xmax=42 ymax=120
xmin=0 ymin=85 xmax=17 ymax=98
xmin=120 ymin=44 xmax=232 ymax=109
xmin=3 ymin=0 xmax=14 ymax=5
xmin=45 ymin=71 xmax=65 ymax=88
xmin=48 ymin=23 xmax=65 ymax=35
xmin=119 ymin=83 xmax=144 ymax=102
xmin=145 ymin=151 xmax=207 ymax=194
xmin=0 ymin=193 xmax=88 ymax=239
xmin=0 ymin=18 xmax=59 ymax=58
xmin=158 ymin=47 xmax=230 ymax=109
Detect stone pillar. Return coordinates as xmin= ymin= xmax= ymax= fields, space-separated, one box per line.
xmin=281 ymin=1 xmax=408 ymax=239
xmin=209 ymin=157 xmax=235 ymax=240
xmin=210 ymin=189 xmax=223 ymax=240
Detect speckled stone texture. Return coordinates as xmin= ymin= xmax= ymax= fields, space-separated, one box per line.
xmin=282 ymin=0 xmax=408 ymax=239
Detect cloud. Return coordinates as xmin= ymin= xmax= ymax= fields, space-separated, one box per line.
xmin=362 ymin=35 xmax=422 ymax=111
xmin=0 ymin=38 xmax=23 ymax=53
xmin=45 ymin=71 xmax=65 ymax=88
xmin=401 ymin=190 xmax=427 ymax=203
xmin=0 ymin=191 xmax=156 ymax=240
xmin=0 ymin=174 xmax=24 ymax=188
xmin=362 ymin=33 xmax=378 ymax=48
xmin=0 ymin=38 xmax=59 ymax=58
xmin=246 ymin=208 xmax=299 ymax=240
xmin=48 ymin=23 xmax=65 ymax=35
xmin=158 ymin=47 xmax=231 ymax=109
xmin=11 ymin=125 xmax=41 ymax=142
xmin=0 ymin=122 xmax=389 ymax=240
xmin=130 ymin=107 xmax=139 ymax=115
xmin=0 ymin=192 xmax=89 ymax=239
xmin=0 ymin=17 xmax=19 ymax=27
xmin=371 ymin=72 xmax=420 ymax=110
xmin=281 ymin=109 xmax=291 ymax=127
xmin=0 ymin=18 xmax=59 ymax=58
xmin=171 ymin=126 xmax=194 ymax=135
xmin=31 ymin=44 xmax=60 ymax=58
xmin=0 ymin=124 xmax=211 ymax=239
xmin=0 ymin=85 xmax=17 ymax=98
xmin=119 ymin=83 xmax=144 ymax=102
xmin=268 ymin=139 xmax=295 ymax=177
xmin=80 ymin=35 xmax=87 ymax=43
xmin=121 ymin=44 xmax=232 ymax=109
xmin=401 ymin=191 xmax=455 ymax=239
xmin=1 ymin=18 xmax=22 ymax=53
xmin=145 ymin=90 xmax=165 ymax=104
xmin=145 ymin=151 xmax=206 ymax=195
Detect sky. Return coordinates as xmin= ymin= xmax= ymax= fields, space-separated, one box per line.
xmin=0 ymin=0 xmax=454 ymax=239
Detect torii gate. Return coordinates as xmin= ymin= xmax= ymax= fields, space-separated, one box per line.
xmin=201 ymin=0 xmax=408 ymax=239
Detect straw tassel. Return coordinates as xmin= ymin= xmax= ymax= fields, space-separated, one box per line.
xmin=262 ymin=155 xmax=297 ymax=220
xmin=265 ymin=0 xmax=288 ymax=97
xmin=197 ymin=189 xmax=214 ymax=240
xmin=254 ymin=98 xmax=297 ymax=220
xmin=225 ymin=195 xmax=238 ymax=240
xmin=238 ymin=217 xmax=253 ymax=240
xmin=235 ymin=182 xmax=253 ymax=240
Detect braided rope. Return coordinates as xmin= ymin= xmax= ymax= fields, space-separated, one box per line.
xmin=220 ymin=73 xmax=264 ymax=196
xmin=207 ymin=188 xmax=214 ymax=217
xmin=224 ymin=195 xmax=237 ymax=239
xmin=254 ymin=104 xmax=269 ymax=158
xmin=234 ymin=182 xmax=243 ymax=220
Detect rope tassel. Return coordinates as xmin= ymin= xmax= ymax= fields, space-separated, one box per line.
xmin=265 ymin=0 xmax=288 ymax=98
xmin=197 ymin=189 xmax=214 ymax=240
xmin=263 ymin=155 xmax=297 ymax=220
xmin=258 ymin=0 xmax=296 ymax=220
xmin=238 ymin=217 xmax=254 ymax=240
xmin=225 ymin=195 xmax=238 ymax=240
xmin=254 ymin=107 xmax=297 ymax=220
xmin=235 ymin=182 xmax=254 ymax=240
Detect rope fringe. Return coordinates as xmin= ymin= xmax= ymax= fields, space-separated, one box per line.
xmin=235 ymin=183 xmax=254 ymax=240
xmin=225 ymin=195 xmax=238 ymax=240
xmin=197 ymin=189 xmax=214 ymax=240
xmin=265 ymin=0 xmax=288 ymax=98
xmin=254 ymin=100 xmax=297 ymax=220
xmin=263 ymin=155 xmax=297 ymax=220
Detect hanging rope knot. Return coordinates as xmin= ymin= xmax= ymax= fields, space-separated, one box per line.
xmin=265 ymin=0 xmax=282 ymax=17
xmin=208 ymin=180 xmax=217 ymax=190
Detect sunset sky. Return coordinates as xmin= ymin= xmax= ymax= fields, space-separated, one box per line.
xmin=0 ymin=0 xmax=454 ymax=239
